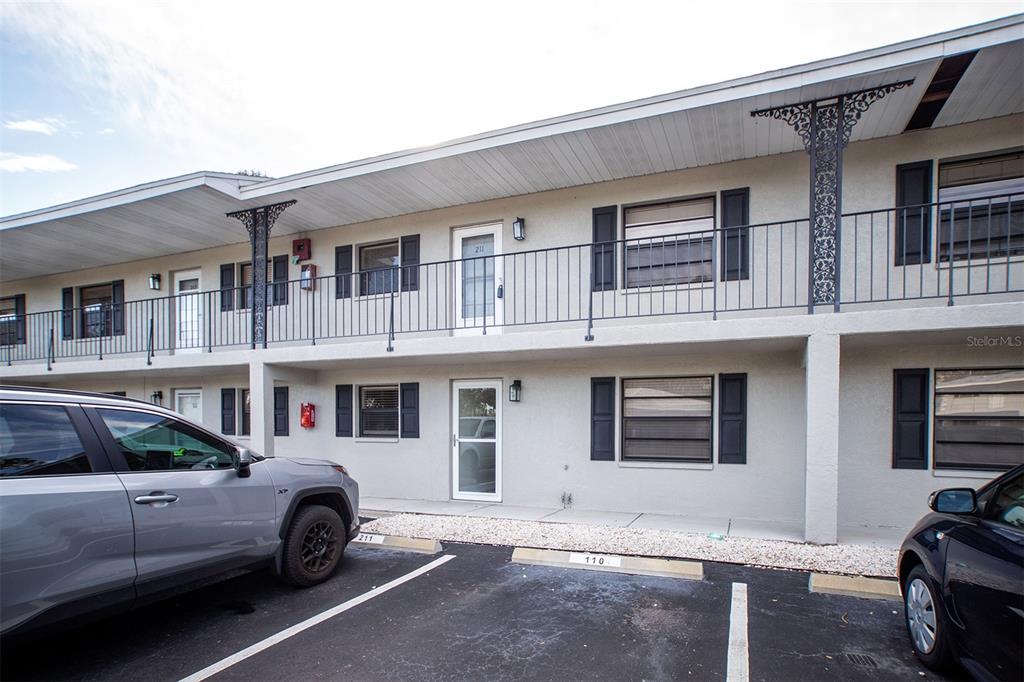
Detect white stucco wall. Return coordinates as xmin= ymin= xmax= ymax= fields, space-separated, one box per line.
xmin=220 ymin=349 xmax=808 ymax=525
xmin=837 ymin=340 xmax=1023 ymax=541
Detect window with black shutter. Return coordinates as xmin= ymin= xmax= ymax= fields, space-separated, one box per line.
xmin=61 ymin=287 xmax=74 ymax=339
xmin=622 ymin=376 xmax=712 ymax=463
xmin=718 ymin=373 xmax=747 ymax=464
xmin=937 ymin=152 xmax=1024 ymax=262
xmin=933 ymin=368 xmax=1023 ymax=471
xmin=359 ymin=385 xmax=399 ymax=437
xmin=220 ymin=388 xmax=236 ymax=435
xmin=895 ymin=161 xmax=933 ymax=265
xmin=220 ymin=263 xmax=235 ymax=311
xmin=400 ymin=382 xmax=419 ymax=438
xmin=591 ymin=377 xmax=616 ymax=460
xmin=237 ymin=258 xmax=283 ymax=309
xmin=623 ymin=198 xmax=715 ymax=287
xmin=401 ymin=235 xmax=420 ymax=292
xmin=110 ymin=280 xmax=125 ymax=336
xmin=76 ymin=280 xmax=124 ymax=338
xmin=273 ymin=386 xmax=289 ymax=436
xmin=592 ymin=207 xmax=617 ymax=291
xmin=0 ymin=294 xmax=26 ymax=346
xmin=893 ymin=369 xmax=929 ymax=469
xmin=240 ymin=388 xmax=251 ymax=436
xmin=720 ymin=188 xmax=750 ymax=281
xmin=271 ymin=255 xmax=288 ymax=305
xmin=336 ymin=384 xmax=353 ymax=437
xmin=335 ymin=245 xmax=353 ymax=299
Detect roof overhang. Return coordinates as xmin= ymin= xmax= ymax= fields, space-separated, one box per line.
xmin=2 ymin=14 xmax=1021 ymax=283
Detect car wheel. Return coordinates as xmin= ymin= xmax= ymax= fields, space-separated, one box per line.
xmin=903 ymin=565 xmax=955 ymax=672
xmin=281 ymin=505 xmax=346 ymax=587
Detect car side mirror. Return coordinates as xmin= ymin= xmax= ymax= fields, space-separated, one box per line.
xmin=234 ymin=447 xmax=253 ymax=478
xmin=928 ymin=488 xmax=977 ymax=514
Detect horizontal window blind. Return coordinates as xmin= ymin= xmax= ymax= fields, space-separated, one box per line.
xmin=933 ymin=368 xmax=1024 ymax=471
xmin=622 ymin=377 xmax=712 ymax=463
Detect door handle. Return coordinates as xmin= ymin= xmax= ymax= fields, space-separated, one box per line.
xmin=134 ymin=493 xmax=179 ymax=505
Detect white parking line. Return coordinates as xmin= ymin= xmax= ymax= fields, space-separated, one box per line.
xmin=727 ymin=582 xmax=749 ymax=682
xmin=178 ymin=554 xmax=456 ymax=682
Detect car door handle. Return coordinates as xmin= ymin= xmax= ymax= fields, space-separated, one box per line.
xmin=134 ymin=493 xmax=179 ymax=505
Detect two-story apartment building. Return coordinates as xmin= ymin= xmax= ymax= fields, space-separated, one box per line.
xmin=2 ymin=16 xmax=1022 ymax=545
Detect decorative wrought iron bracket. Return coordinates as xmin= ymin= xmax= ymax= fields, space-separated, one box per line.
xmin=226 ymin=200 xmax=297 ymax=348
xmin=751 ymin=80 xmax=913 ymax=310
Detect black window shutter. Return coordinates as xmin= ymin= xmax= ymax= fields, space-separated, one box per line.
xmin=895 ymin=161 xmax=933 ymax=265
xmin=335 ymin=245 xmax=353 ymax=299
xmin=273 ymin=386 xmax=289 ymax=436
xmin=61 ymin=287 xmax=74 ymax=339
xmin=272 ymin=255 xmax=288 ymax=305
xmin=400 ymin=235 xmax=420 ymax=292
xmin=893 ymin=369 xmax=929 ymax=469
xmin=592 ymin=206 xmax=617 ymax=292
xmin=591 ymin=377 xmax=616 ymax=460
xmin=721 ymin=188 xmax=750 ymax=281
xmin=13 ymin=294 xmax=26 ymax=344
xmin=336 ymin=384 xmax=353 ymax=437
xmin=718 ymin=373 xmax=748 ymax=464
xmin=220 ymin=264 xmax=235 ymax=311
xmin=400 ymin=382 xmax=420 ymax=438
xmin=111 ymin=280 xmax=125 ymax=336
xmin=221 ymin=388 xmax=236 ymax=435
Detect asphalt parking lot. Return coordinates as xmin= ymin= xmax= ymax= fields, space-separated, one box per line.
xmin=2 ymin=542 xmax=955 ymax=682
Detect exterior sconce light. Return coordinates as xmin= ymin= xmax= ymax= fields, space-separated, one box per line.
xmin=148 ymin=273 xmax=161 ymax=290
xmin=509 ymin=379 xmax=522 ymax=403
xmin=512 ymin=217 xmax=526 ymax=241
xmin=150 ymin=390 xmax=163 ymax=405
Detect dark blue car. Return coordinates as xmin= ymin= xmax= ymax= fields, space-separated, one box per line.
xmin=898 ymin=465 xmax=1024 ymax=680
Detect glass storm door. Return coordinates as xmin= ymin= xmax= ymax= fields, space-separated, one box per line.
xmin=175 ymin=269 xmax=202 ymax=352
xmin=452 ymin=223 xmax=502 ymax=332
xmin=452 ymin=380 xmax=501 ymax=501
xmin=174 ymin=389 xmax=203 ymax=423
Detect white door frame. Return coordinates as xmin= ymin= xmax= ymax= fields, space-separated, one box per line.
xmin=173 ymin=388 xmax=203 ymax=422
xmin=451 ymin=379 xmax=502 ymax=502
xmin=452 ymin=223 xmax=503 ymax=334
xmin=174 ymin=268 xmax=203 ymax=353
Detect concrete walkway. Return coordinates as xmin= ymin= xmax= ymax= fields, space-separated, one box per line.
xmin=361 ymin=496 xmax=807 ymax=543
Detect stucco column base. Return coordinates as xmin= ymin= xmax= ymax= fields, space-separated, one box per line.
xmin=249 ymin=360 xmax=275 ymax=458
xmin=804 ymin=333 xmax=840 ymax=544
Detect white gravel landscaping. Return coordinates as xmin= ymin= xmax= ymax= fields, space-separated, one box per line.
xmin=362 ymin=513 xmax=898 ymax=578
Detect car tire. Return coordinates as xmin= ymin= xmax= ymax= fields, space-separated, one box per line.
xmin=903 ymin=565 xmax=956 ymax=672
xmin=281 ymin=505 xmax=346 ymax=588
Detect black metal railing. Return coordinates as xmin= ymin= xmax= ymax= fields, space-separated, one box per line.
xmin=838 ymin=191 xmax=1023 ymax=305
xmin=2 ymin=193 xmax=1021 ymax=366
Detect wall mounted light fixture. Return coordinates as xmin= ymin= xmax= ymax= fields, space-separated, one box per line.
xmin=509 ymin=379 xmax=522 ymax=402
xmin=512 ymin=217 xmax=526 ymax=241
xmin=150 ymin=390 xmax=163 ymax=405
xmin=148 ymin=273 xmax=162 ymax=290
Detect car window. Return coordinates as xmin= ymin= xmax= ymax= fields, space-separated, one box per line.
xmin=988 ymin=473 xmax=1024 ymax=530
xmin=97 ymin=408 xmax=235 ymax=472
xmin=0 ymin=403 xmax=91 ymax=477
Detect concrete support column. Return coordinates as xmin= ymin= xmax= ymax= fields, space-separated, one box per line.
xmin=249 ymin=360 xmax=275 ymax=458
xmin=803 ymin=332 xmax=841 ymax=544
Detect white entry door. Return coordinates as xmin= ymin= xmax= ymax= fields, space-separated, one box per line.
xmin=174 ymin=389 xmax=203 ymax=423
xmin=452 ymin=223 xmax=503 ymax=332
xmin=175 ymin=269 xmax=202 ymax=352
xmin=452 ymin=380 xmax=501 ymax=501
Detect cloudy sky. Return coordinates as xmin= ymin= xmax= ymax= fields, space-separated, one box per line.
xmin=0 ymin=1 xmax=1019 ymax=216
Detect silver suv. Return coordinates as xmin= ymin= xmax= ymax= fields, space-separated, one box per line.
xmin=0 ymin=386 xmax=360 ymax=637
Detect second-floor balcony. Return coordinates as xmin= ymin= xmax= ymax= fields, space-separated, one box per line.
xmin=3 ymin=193 xmax=1022 ymax=367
